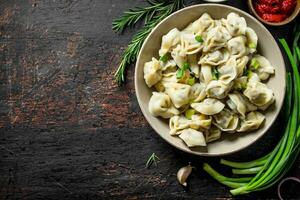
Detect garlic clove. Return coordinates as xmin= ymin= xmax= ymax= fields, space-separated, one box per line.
xmin=177 ymin=163 xmax=193 ymax=187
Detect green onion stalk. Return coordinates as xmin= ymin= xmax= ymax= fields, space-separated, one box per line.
xmin=203 ymin=26 xmax=300 ymax=195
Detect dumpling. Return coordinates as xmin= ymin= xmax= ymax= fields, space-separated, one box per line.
xmin=190 ymin=83 xmax=206 ymax=102
xmin=148 ymin=92 xmax=179 ymax=118
xmin=205 ymin=80 xmax=232 ymax=99
xmin=200 ymin=64 xmax=213 ymax=84
xmin=171 ymin=45 xmax=187 ymax=68
xmin=188 ymin=54 xmax=200 ymax=78
xmin=191 ymin=98 xmax=225 ymax=115
xmin=227 ymin=93 xmax=247 ymax=117
xmin=225 ymin=12 xmax=247 ymax=36
xmin=159 ymin=28 xmax=181 ymax=56
xmin=246 ymin=27 xmax=258 ymax=53
xmin=144 ymin=57 xmax=162 ymax=87
xmin=251 ymin=55 xmax=275 ymax=81
xmin=236 ymin=56 xmax=249 ymax=77
xmin=169 ymin=115 xmax=191 ymax=135
xmin=243 ymin=81 xmax=275 ymax=110
xmin=183 ymin=13 xmax=214 ymax=37
xmin=165 ymin=83 xmax=191 ymax=108
xmin=204 ymin=125 xmax=221 ymax=143
xmin=178 ymin=128 xmax=206 ymax=147
xmin=227 ymin=92 xmax=257 ymax=117
xmin=227 ymin=36 xmax=247 ymax=58
xmin=203 ymin=25 xmax=231 ymax=52
xmin=180 ymin=33 xmax=202 ymax=55
xmin=238 ymin=111 xmax=265 ymax=132
xmin=213 ymin=109 xmax=239 ymax=132
xmin=190 ymin=114 xmax=212 ymax=130
xmin=154 ymin=71 xmax=178 ymax=92
xmin=218 ymin=57 xmax=237 ymax=84
xmin=199 ymin=48 xmax=230 ymax=66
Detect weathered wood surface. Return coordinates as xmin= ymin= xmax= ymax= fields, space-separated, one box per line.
xmin=0 ymin=0 xmax=299 ymax=199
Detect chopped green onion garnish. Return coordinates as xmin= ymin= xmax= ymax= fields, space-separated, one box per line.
xmin=183 ymin=62 xmax=190 ymax=70
xmin=250 ymin=58 xmax=260 ymax=70
xmin=160 ymin=54 xmax=169 ymax=62
xmin=187 ymin=77 xmax=195 ymax=86
xmin=176 ymin=68 xmax=184 ymax=79
xmin=241 ymin=82 xmax=247 ymax=89
xmin=212 ymin=68 xmax=219 ymax=80
xmin=248 ymin=42 xmax=256 ymax=49
xmin=195 ymin=35 xmax=204 ymax=43
xmin=246 ymin=69 xmax=253 ymax=78
xmin=185 ymin=109 xmax=195 ymax=120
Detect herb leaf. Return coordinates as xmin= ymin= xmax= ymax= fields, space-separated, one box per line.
xmin=146 ymin=153 xmax=160 ymax=168
xmin=212 ymin=67 xmax=219 ymax=80
xmin=195 ymin=35 xmax=204 ymax=43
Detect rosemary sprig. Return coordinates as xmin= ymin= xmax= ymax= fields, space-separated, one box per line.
xmin=113 ymin=0 xmax=184 ymax=85
xmin=112 ymin=0 xmax=165 ymax=33
xmin=146 ymin=153 xmax=160 ymax=168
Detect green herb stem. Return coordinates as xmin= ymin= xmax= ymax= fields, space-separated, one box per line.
xmin=232 ymin=166 xmax=264 ymax=175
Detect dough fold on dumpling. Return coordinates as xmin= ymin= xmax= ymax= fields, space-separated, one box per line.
xmin=159 ymin=28 xmax=181 ymax=56
xmin=169 ymin=115 xmax=191 ymax=135
xmin=218 ymin=57 xmax=237 ymax=84
xmin=228 ymin=36 xmax=247 ymax=58
xmin=200 ymin=64 xmax=213 ymax=84
xmin=203 ymin=25 xmax=231 ymax=52
xmin=190 ymin=114 xmax=212 ymax=130
xmin=144 ymin=57 xmax=162 ymax=87
xmin=190 ymin=83 xmax=206 ymax=103
xmin=191 ymin=98 xmax=225 ymax=115
xmin=206 ymin=80 xmax=232 ymax=99
xmin=199 ymin=48 xmax=229 ymax=66
xmin=243 ymin=81 xmax=275 ymax=110
xmin=204 ymin=125 xmax=221 ymax=143
xmin=238 ymin=111 xmax=265 ymax=132
xmin=225 ymin=12 xmax=247 ymax=36
xmin=213 ymin=109 xmax=239 ymax=132
xmin=148 ymin=92 xmax=180 ymax=118
xmin=165 ymin=83 xmax=191 ymax=108
xmin=251 ymin=55 xmax=275 ymax=81
xmin=183 ymin=13 xmax=214 ymax=37
xmin=226 ymin=92 xmax=257 ymax=117
xmin=246 ymin=27 xmax=258 ymax=53
xmin=178 ymin=128 xmax=206 ymax=147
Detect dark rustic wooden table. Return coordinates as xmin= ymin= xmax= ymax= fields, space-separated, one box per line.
xmin=0 ymin=0 xmax=299 ymax=199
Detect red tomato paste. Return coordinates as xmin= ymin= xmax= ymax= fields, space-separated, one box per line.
xmin=254 ymin=0 xmax=297 ymax=22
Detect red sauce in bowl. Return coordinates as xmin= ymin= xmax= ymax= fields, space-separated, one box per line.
xmin=254 ymin=0 xmax=297 ymax=22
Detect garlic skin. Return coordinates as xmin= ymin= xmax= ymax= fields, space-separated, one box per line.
xmin=177 ymin=163 xmax=193 ymax=187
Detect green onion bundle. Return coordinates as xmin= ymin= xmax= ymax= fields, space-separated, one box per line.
xmin=203 ymin=26 xmax=300 ymax=195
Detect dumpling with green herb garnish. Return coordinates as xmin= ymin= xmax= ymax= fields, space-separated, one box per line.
xmin=251 ymin=55 xmax=275 ymax=81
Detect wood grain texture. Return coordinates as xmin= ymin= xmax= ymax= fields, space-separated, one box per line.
xmin=0 ymin=0 xmax=299 ymax=199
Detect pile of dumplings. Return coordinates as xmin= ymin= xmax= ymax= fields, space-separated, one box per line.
xmin=143 ymin=12 xmax=275 ymax=148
